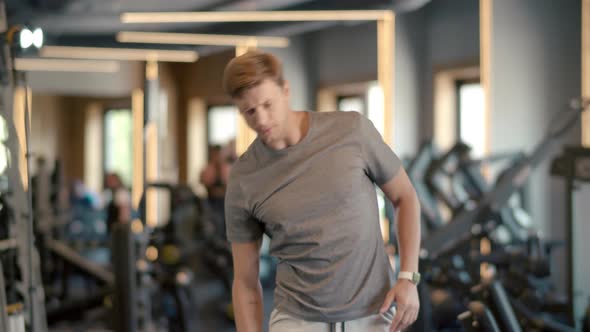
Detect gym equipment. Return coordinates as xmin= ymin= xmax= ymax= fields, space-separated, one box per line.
xmin=0 ymin=260 xmax=8 ymax=331
xmin=27 ymin=158 xmax=114 ymax=326
xmin=458 ymin=301 xmax=502 ymax=332
xmin=428 ymin=240 xmax=575 ymax=332
xmin=42 ymin=238 xmax=114 ymax=325
xmin=147 ymin=184 xmax=199 ymax=332
xmin=132 ymin=182 xmax=202 ymax=331
xmin=508 ymin=297 xmax=575 ymax=332
xmin=426 ymin=142 xmax=482 ymax=216
xmin=425 ymin=141 xmax=531 ymax=244
xmin=470 ymin=280 xmax=522 ymax=332
xmin=411 ymin=98 xmax=588 ymax=332
xmin=111 ymin=222 xmax=139 ymax=332
xmin=0 ymin=192 xmax=29 ymax=332
xmin=148 ymin=227 xmax=197 ymax=332
xmin=583 ymin=299 xmax=590 ymax=332
xmin=471 ymin=236 xmax=575 ymax=330
xmin=406 ymin=141 xmax=445 ymax=237
xmin=0 ymin=26 xmax=48 ymax=330
xmin=551 ymin=145 xmax=590 ymax=326
xmin=423 ymin=98 xmax=589 ymax=259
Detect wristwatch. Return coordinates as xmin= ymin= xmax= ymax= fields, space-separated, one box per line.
xmin=398 ymin=271 xmax=421 ymax=285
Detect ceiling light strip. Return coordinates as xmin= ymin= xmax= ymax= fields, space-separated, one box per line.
xmin=121 ymin=10 xmax=390 ymax=23
xmin=40 ymin=46 xmax=199 ymax=62
xmin=14 ymin=58 xmax=120 ymax=72
xmin=117 ymin=31 xmax=289 ymax=48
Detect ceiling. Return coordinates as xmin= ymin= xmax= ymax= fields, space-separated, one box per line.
xmin=5 ymin=0 xmax=431 ymax=56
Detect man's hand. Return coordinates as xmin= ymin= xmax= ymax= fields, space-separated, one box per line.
xmin=380 ymin=279 xmax=419 ymax=332
xmin=379 ymin=169 xmax=421 ymax=331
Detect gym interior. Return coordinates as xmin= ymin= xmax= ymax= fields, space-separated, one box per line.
xmin=0 ymin=0 xmax=589 ymax=331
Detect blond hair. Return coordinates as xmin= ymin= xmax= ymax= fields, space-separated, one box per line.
xmin=222 ymin=50 xmax=284 ymax=98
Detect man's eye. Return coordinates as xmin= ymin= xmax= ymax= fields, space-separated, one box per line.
xmin=246 ymin=109 xmax=255 ymax=116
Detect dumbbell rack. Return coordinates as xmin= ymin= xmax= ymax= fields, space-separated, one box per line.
xmin=0 ymin=15 xmax=48 ymax=331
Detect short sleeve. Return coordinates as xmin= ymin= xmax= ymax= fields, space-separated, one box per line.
xmin=357 ymin=114 xmax=402 ymax=185
xmin=224 ymin=178 xmax=264 ymax=243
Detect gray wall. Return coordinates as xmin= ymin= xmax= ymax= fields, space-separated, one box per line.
xmin=263 ymin=35 xmax=312 ymax=111
xmin=491 ymin=0 xmax=582 ymax=295
xmin=394 ymin=9 xmax=427 ymax=156
xmin=393 ymin=0 xmax=480 ymax=155
xmin=424 ymin=0 xmax=480 ymax=65
xmin=421 ymin=0 xmax=480 ymax=140
xmin=306 ymin=22 xmax=378 ymax=87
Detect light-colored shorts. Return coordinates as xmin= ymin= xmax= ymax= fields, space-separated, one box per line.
xmin=269 ymin=307 xmax=396 ymax=332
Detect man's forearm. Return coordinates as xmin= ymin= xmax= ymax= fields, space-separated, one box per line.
xmin=395 ymin=193 xmax=421 ymax=272
xmin=233 ymin=279 xmax=264 ymax=332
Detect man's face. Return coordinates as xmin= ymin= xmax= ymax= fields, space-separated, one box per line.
xmin=234 ymin=78 xmax=290 ymax=145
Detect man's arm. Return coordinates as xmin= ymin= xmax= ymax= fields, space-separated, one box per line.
xmin=231 ymin=239 xmax=264 ymax=332
xmin=379 ymin=168 xmax=421 ymax=332
xmin=380 ymin=168 xmax=421 ymax=273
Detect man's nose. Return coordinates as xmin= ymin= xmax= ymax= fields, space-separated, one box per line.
xmin=253 ymin=109 xmax=268 ymax=129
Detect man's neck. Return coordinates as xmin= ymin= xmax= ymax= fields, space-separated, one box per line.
xmin=271 ymin=111 xmax=309 ymax=150
xmin=287 ymin=111 xmax=309 ymax=145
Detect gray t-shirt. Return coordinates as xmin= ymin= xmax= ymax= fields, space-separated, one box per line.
xmin=225 ymin=111 xmax=402 ymax=322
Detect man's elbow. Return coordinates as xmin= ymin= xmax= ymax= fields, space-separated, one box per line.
xmin=233 ymin=273 xmax=261 ymax=291
xmin=394 ymin=187 xmax=419 ymax=209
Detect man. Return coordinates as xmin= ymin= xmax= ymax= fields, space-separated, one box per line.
xmin=200 ymin=144 xmax=232 ymax=238
xmin=223 ymin=51 xmax=421 ymax=332
xmin=200 ymin=145 xmax=232 ymax=202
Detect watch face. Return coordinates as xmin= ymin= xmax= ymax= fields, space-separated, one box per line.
xmin=399 ymin=272 xmax=420 ymax=285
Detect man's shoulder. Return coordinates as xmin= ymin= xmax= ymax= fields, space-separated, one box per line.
xmin=228 ymin=140 xmax=260 ymax=179
xmin=313 ymin=110 xmax=363 ymax=130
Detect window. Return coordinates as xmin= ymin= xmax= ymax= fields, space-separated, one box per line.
xmin=338 ymin=95 xmax=365 ymax=115
xmin=335 ymin=81 xmax=384 ymax=136
xmin=208 ymin=105 xmax=237 ymax=146
xmin=104 ymin=109 xmax=133 ymax=188
xmin=457 ymin=81 xmax=485 ymax=158
xmin=367 ymin=81 xmax=385 ymax=137
xmin=434 ymin=65 xmax=480 ymax=152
